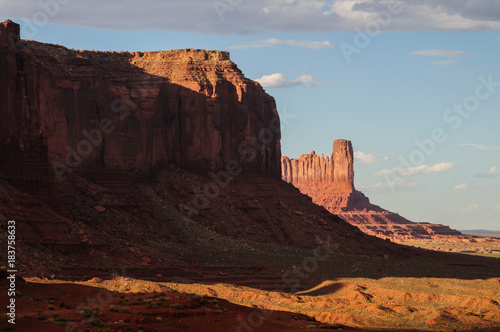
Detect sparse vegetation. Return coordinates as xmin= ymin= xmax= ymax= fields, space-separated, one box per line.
xmin=78 ymin=307 xmax=95 ymax=318
xmin=170 ymin=303 xmax=186 ymax=310
xmin=86 ymin=318 xmax=104 ymax=327
xmin=118 ymin=306 xmax=132 ymax=314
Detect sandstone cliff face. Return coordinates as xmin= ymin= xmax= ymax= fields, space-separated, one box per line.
xmin=282 ymin=140 xmax=463 ymax=239
xmin=0 ymin=20 xmax=281 ymax=189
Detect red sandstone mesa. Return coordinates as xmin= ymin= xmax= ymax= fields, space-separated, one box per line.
xmin=282 ymin=140 xmax=463 ymax=240
xmin=0 ymin=19 xmax=281 ymax=189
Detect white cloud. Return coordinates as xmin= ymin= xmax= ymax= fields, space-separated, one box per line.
xmin=433 ymin=59 xmax=459 ymax=66
xmin=494 ymin=203 xmax=500 ymax=211
xmin=459 ymin=204 xmax=481 ymax=214
xmin=375 ymin=162 xmax=456 ymax=177
xmin=453 ymin=183 xmax=480 ymax=190
xmin=3 ymin=1 xmax=500 ymax=35
xmin=410 ymin=50 xmax=473 ymax=57
xmin=489 ymin=167 xmax=500 ymax=176
xmin=255 ymin=73 xmax=288 ymax=88
xmin=461 ymin=143 xmax=500 ymax=151
xmin=354 ymin=151 xmax=389 ymax=164
xmin=262 ymin=38 xmax=335 ymax=50
xmin=356 ymin=182 xmax=418 ymax=192
xmin=454 ymin=183 xmax=470 ymax=190
xmin=475 ymin=166 xmax=500 ymax=178
xmin=229 ymin=38 xmax=335 ymax=50
xmin=289 ymin=74 xmax=314 ymax=86
xmin=255 ymin=73 xmax=344 ymax=89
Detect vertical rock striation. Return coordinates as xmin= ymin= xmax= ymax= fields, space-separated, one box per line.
xmin=333 ymin=139 xmax=354 ymax=188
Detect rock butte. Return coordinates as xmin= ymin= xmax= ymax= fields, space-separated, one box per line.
xmin=282 ymin=140 xmax=464 ymax=240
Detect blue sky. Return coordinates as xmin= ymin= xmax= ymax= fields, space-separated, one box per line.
xmin=1 ymin=0 xmax=499 ymax=230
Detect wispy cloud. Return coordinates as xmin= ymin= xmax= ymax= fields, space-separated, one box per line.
xmin=433 ymin=59 xmax=459 ymax=66
xmin=410 ymin=50 xmax=474 ymax=57
xmin=374 ymin=162 xmax=456 ymax=177
xmin=255 ymin=73 xmax=344 ymax=89
xmin=459 ymin=204 xmax=481 ymax=214
xmin=454 ymin=183 xmax=469 ymax=190
xmin=476 ymin=166 xmax=500 ymax=178
xmin=354 ymin=151 xmax=389 ymax=164
xmin=229 ymin=38 xmax=335 ymax=50
xmin=489 ymin=167 xmax=500 ymax=176
xmin=262 ymin=38 xmax=335 ymax=50
xmin=461 ymin=143 xmax=500 ymax=151
xmin=453 ymin=183 xmax=477 ymax=190
xmin=357 ymin=182 xmax=418 ymax=192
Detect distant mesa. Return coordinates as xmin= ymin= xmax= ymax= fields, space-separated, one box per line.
xmin=282 ymin=139 xmax=463 ymax=240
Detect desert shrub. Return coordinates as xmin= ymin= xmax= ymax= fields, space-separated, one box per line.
xmin=78 ymin=307 xmax=94 ymax=318
xmin=47 ymin=304 xmax=56 ymax=310
xmin=170 ymin=303 xmax=185 ymax=310
xmin=145 ymin=300 xmax=161 ymax=309
xmin=118 ymin=306 xmax=132 ymax=314
xmin=86 ymin=318 xmax=104 ymax=327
